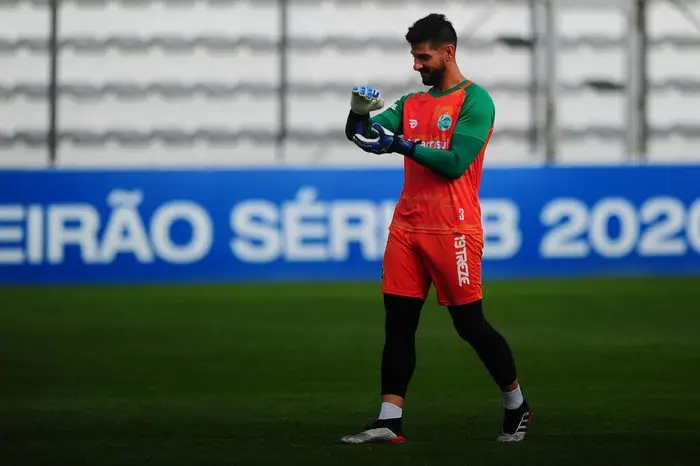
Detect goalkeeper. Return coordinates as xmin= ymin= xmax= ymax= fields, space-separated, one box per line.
xmin=340 ymin=14 xmax=532 ymax=444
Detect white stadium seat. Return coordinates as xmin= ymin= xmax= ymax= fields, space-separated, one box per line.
xmin=1 ymin=0 xmax=699 ymax=166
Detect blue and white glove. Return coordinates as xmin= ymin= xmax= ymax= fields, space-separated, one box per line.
xmin=350 ymin=86 xmax=384 ymax=115
xmin=353 ymin=123 xmax=416 ymax=156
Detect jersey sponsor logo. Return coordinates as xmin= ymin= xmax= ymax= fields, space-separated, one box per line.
xmin=437 ymin=113 xmax=453 ymax=131
xmin=454 ymin=234 xmax=470 ymax=286
xmin=407 ymin=137 xmax=451 ymax=150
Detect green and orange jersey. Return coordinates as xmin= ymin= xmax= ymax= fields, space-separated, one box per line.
xmin=369 ymin=79 xmax=495 ymax=235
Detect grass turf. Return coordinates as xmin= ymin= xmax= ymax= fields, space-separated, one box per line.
xmin=1 ymin=277 xmax=699 ymax=466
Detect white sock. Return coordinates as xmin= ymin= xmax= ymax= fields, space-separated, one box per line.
xmin=378 ymin=401 xmax=403 ymax=420
xmin=502 ymin=385 xmax=524 ymax=410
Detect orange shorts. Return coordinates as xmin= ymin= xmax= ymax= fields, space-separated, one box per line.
xmin=381 ymin=227 xmax=484 ymax=306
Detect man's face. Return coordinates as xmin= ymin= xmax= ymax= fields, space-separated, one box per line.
xmin=411 ymin=42 xmax=450 ymax=86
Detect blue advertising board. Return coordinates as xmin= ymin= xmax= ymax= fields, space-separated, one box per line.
xmin=0 ymin=165 xmax=699 ymax=284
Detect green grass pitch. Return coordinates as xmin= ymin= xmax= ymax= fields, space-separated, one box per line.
xmin=2 ymin=277 xmax=699 ymax=466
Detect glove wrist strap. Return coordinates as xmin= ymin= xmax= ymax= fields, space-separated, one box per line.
xmin=391 ymin=137 xmax=416 ymax=156
xmin=349 ymin=110 xmax=370 ymax=119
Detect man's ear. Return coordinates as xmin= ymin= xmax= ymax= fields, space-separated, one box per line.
xmin=444 ymin=44 xmax=456 ymax=62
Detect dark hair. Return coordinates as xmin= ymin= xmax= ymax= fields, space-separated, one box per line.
xmin=405 ymin=13 xmax=457 ymax=48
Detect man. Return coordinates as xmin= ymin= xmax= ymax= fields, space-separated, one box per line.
xmin=341 ymin=13 xmax=532 ymax=444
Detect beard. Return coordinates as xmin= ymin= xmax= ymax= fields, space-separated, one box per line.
xmin=420 ymin=67 xmax=445 ymax=87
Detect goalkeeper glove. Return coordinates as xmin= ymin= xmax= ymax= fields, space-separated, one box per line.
xmin=350 ymin=86 xmax=385 ymax=115
xmin=353 ymin=123 xmax=416 ymax=156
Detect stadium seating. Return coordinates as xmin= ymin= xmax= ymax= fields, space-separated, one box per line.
xmin=1 ymin=0 xmax=700 ymax=167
